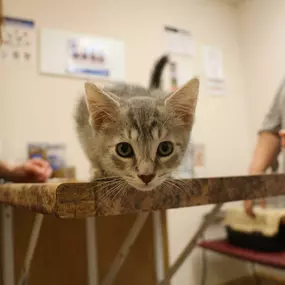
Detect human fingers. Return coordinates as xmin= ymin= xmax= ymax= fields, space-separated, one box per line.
xmin=244 ymin=200 xmax=255 ymax=218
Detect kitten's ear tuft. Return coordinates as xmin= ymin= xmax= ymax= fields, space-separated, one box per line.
xmin=84 ymin=82 xmax=120 ymax=130
xmin=165 ymin=78 xmax=199 ymax=126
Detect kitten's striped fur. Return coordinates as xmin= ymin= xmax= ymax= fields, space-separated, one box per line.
xmin=75 ymin=55 xmax=199 ymax=191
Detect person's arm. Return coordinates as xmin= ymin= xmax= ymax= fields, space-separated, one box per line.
xmin=0 ymin=160 xmax=13 ymax=180
xmin=0 ymin=159 xmax=52 ymax=182
xmin=248 ymin=132 xmax=280 ymax=175
xmin=245 ymin=132 xmax=281 ymax=217
xmin=245 ymin=79 xmax=285 ymax=217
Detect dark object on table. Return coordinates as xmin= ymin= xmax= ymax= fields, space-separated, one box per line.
xmin=226 ymin=225 xmax=285 ymax=252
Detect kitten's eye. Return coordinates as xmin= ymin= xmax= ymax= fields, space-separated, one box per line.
xmin=157 ymin=141 xmax=174 ymax=157
xmin=116 ymin=142 xmax=134 ymax=158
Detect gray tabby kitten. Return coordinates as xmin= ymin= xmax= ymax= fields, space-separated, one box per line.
xmin=75 ymin=56 xmax=199 ymax=191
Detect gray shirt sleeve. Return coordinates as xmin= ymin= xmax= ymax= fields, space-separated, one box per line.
xmin=259 ymin=79 xmax=285 ymax=134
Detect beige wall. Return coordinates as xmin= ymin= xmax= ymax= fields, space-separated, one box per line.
xmin=239 ymin=0 xmax=285 ymax=148
xmin=0 ymin=0 xmax=251 ymax=178
xmin=1 ymin=0 xmax=252 ymax=284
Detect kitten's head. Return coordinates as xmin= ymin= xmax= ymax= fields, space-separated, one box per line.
xmin=85 ymin=79 xmax=199 ymax=191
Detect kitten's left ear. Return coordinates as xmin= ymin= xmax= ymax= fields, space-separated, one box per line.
xmin=165 ymin=78 xmax=199 ymax=125
xmin=84 ymin=82 xmax=120 ymax=130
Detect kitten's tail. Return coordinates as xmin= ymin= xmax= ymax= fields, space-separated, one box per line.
xmin=149 ymin=54 xmax=169 ymax=90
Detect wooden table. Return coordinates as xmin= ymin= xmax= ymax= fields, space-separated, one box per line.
xmin=1 ymin=174 xmax=284 ymax=218
xmin=1 ymin=174 xmax=285 ymax=285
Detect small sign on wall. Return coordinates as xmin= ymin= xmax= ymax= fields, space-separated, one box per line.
xmin=203 ymin=45 xmax=225 ymax=96
xmin=0 ymin=16 xmax=35 ymax=64
xmin=164 ymin=25 xmax=194 ymax=57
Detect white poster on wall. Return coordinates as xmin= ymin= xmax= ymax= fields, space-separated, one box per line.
xmin=39 ymin=28 xmax=125 ymax=81
xmin=203 ymin=45 xmax=225 ymax=96
xmin=0 ymin=16 xmax=36 ymax=64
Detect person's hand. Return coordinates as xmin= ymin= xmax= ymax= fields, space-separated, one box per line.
xmin=244 ymin=200 xmax=254 ymax=217
xmin=7 ymin=158 xmax=52 ymax=183
xmin=244 ymin=170 xmax=266 ymax=218
xmin=244 ymin=199 xmax=266 ymax=218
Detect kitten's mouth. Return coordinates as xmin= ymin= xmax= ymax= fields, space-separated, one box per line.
xmin=124 ymin=177 xmax=165 ymax=192
xmin=133 ymin=185 xmax=157 ymax=191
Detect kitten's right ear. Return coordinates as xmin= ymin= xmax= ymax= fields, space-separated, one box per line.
xmin=164 ymin=78 xmax=199 ymax=126
xmin=84 ymin=82 xmax=120 ymax=130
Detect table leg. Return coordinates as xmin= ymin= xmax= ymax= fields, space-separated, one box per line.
xmin=159 ymin=204 xmax=222 ymax=285
xmin=101 ymin=212 xmax=149 ymax=285
xmin=153 ymin=211 xmax=165 ymax=284
xmin=17 ymin=213 xmax=44 ymax=285
xmin=86 ymin=217 xmax=99 ymax=285
xmin=1 ymin=204 xmax=15 ymax=285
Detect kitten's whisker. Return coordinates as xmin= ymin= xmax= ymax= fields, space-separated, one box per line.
xmin=125 ymin=177 xmax=137 ymax=182
xmin=113 ymin=181 xmax=129 ymax=202
xmin=112 ymin=187 xmax=123 ymax=202
xmin=176 ymin=180 xmax=194 ymax=197
xmin=110 ymin=183 xmax=125 ymax=202
xmin=93 ymin=176 xmax=121 ymax=181
xmin=175 ymin=179 xmax=191 ymax=189
xmin=164 ymin=181 xmax=175 ymax=195
xmin=164 ymin=180 xmax=184 ymax=195
xmin=97 ymin=183 xmax=123 ymax=205
xmin=86 ymin=179 xmax=121 ymax=192
xmin=96 ymin=177 xmax=122 ymax=185
xmin=98 ymin=180 xmax=122 ymax=186
xmin=164 ymin=180 xmax=181 ymax=192
xmin=165 ymin=179 xmax=191 ymax=197
xmin=96 ymin=180 xmax=123 ymax=192
xmin=158 ymin=173 xmax=169 ymax=178
xmin=96 ymin=179 xmax=123 ymax=197
xmin=122 ymin=188 xmax=128 ymax=198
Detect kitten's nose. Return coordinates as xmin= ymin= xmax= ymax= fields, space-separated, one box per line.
xmin=138 ymin=174 xmax=155 ymax=184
